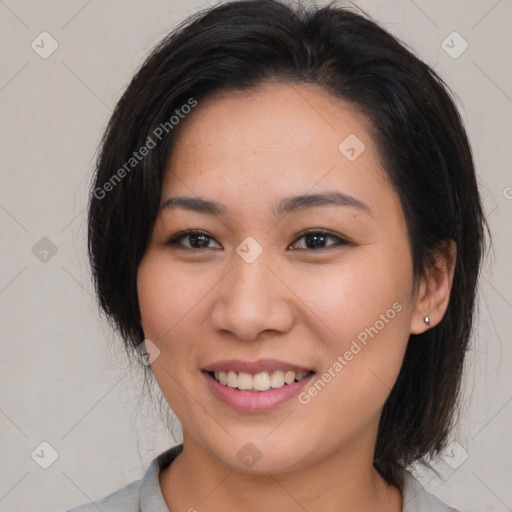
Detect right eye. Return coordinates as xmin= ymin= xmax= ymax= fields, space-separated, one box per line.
xmin=166 ymin=230 xmax=222 ymax=250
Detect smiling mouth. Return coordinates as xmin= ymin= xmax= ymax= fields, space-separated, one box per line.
xmin=206 ymin=369 xmax=315 ymax=392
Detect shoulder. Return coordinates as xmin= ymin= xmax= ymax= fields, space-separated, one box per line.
xmin=63 ymin=478 xmax=143 ymax=512
xmin=402 ymin=469 xmax=461 ymax=512
xmin=63 ymin=444 xmax=183 ymax=512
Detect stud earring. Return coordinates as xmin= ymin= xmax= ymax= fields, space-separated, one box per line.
xmin=424 ymin=315 xmax=430 ymax=326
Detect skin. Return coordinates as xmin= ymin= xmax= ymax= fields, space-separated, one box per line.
xmin=137 ymin=81 xmax=456 ymax=512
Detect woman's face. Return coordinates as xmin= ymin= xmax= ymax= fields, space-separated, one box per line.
xmin=137 ymin=82 xmax=420 ymax=473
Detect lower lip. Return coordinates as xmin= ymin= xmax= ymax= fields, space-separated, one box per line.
xmin=203 ymin=371 xmax=315 ymax=412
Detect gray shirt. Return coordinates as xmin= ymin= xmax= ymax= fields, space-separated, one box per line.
xmin=64 ymin=444 xmax=460 ymax=512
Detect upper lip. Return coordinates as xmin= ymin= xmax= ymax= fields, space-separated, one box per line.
xmin=202 ymin=358 xmax=314 ymax=375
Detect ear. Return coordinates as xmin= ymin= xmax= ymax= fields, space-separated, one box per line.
xmin=410 ymin=240 xmax=457 ymax=334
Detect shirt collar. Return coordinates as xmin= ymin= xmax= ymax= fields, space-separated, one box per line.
xmin=402 ymin=468 xmax=455 ymax=511
xmin=139 ymin=443 xmax=183 ymax=511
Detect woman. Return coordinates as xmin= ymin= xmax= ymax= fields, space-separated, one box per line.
xmin=67 ymin=0 xmax=487 ymax=510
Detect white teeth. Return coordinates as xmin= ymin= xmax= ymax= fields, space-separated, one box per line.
xmin=270 ymin=370 xmax=285 ymax=388
xmin=253 ymin=372 xmax=271 ymax=391
xmin=226 ymin=370 xmax=238 ymax=388
xmin=237 ymin=372 xmax=253 ymax=390
xmin=284 ymin=371 xmax=296 ymax=385
xmin=211 ymin=369 xmax=312 ymax=391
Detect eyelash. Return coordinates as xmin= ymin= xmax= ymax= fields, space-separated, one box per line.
xmin=165 ymin=229 xmax=351 ymax=251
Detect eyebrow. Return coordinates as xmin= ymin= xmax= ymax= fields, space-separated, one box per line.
xmin=160 ymin=191 xmax=372 ymax=217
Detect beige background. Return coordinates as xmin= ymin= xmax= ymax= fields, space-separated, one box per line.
xmin=0 ymin=0 xmax=511 ymax=511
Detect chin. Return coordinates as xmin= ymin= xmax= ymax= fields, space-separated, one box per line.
xmin=204 ymin=431 xmax=314 ymax=475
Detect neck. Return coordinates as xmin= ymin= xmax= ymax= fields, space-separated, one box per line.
xmin=159 ymin=432 xmax=403 ymax=512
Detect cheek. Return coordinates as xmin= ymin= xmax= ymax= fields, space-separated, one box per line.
xmin=137 ymin=253 xmax=206 ymax=341
xmin=292 ymin=250 xmax=414 ymax=414
xmin=313 ymin=254 xmax=412 ymax=402
xmin=137 ymin=254 xmax=206 ymax=414
xmin=291 ymin=249 xmax=413 ymax=347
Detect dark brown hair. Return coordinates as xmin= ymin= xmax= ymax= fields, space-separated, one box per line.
xmin=88 ymin=0 xmax=488 ymax=490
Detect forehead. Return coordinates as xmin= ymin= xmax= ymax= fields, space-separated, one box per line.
xmin=170 ymin=81 xmax=375 ymax=161
xmin=162 ymin=82 xmax=393 ymax=219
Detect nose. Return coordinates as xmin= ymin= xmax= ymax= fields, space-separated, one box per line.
xmin=210 ymin=250 xmax=294 ymax=341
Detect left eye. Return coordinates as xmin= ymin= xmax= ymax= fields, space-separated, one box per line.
xmin=289 ymin=230 xmax=348 ymax=250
